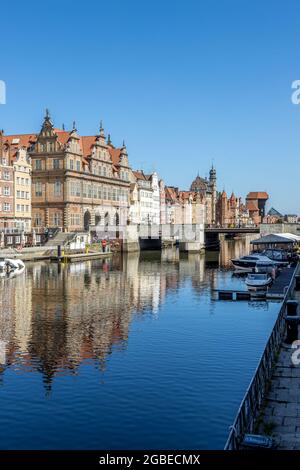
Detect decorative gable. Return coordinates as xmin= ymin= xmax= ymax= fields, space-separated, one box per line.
xmin=36 ymin=110 xmax=60 ymax=153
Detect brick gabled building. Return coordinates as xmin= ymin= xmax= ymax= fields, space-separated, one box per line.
xmin=246 ymin=191 xmax=269 ymax=225
xmin=4 ymin=111 xmax=132 ymax=233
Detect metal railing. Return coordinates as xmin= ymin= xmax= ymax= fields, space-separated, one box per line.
xmin=224 ymin=263 xmax=300 ymax=450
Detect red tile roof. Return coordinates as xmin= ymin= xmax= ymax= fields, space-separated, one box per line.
xmin=108 ymin=147 xmax=122 ymax=166
xmin=4 ymin=133 xmax=37 ymax=147
xmin=246 ymin=192 xmax=269 ymax=200
xmin=179 ymin=190 xmax=193 ymax=201
xmin=165 ymin=186 xmax=179 ymax=202
xmin=54 ymin=129 xmax=72 ymax=146
xmin=81 ymin=136 xmax=97 ymax=158
xmin=2 ymin=133 xmax=37 ymax=161
xmin=2 ymin=131 xmax=125 ymax=168
xmin=133 ymin=170 xmax=146 ymax=180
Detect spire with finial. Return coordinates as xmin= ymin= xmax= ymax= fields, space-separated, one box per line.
xmin=95 ymin=120 xmax=106 ymax=145
xmin=72 ymin=121 xmax=76 ymax=131
xmin=107 ymin=133 xmax=112 ymax=146
xmin=41 ymin=108 xmax=54 ymax=133
xmin=62 ymin=123 xmax=65 ymax=131
xmin=120 ymin=139 xmax=128 ymax=159
xmin=209 ymin=162 xmax=216 ymax=183
xmin=99 ymin=120 xmax=105 ymax=138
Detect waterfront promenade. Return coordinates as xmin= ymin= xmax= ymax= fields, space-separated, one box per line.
xmin=257 ymin=289 xmax=300 ymax=449
xmin=224 ymin=263 xmax=300 ymax=450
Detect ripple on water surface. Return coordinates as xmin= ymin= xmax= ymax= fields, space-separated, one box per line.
xmin=0 ymin=244 xmax=280 ymax=449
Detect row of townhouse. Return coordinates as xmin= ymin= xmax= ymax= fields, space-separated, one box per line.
xmin=1 ymin=111 xmax=262 ymax=239
xmin=0 ymin=133 xmax=31 ymax=232
xmin=0 ymin=112 xmax=213 ymax=237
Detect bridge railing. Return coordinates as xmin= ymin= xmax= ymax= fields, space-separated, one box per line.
xmin=206 ymin=223 xmax=259 ymax=229
xmin=224 ymin=263 xmax=299 ymax=450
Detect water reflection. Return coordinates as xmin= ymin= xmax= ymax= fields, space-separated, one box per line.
xmin=0 ymin=236 xmax=259 ymax=391
xmin=0 ymin=237 xmax=280 ymax=449
xmin=218 ymin=234 xmax=257 ymax=268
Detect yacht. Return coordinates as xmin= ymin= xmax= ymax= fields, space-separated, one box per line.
xmin=255 ymin=259 xmax=278 ymax=277
xmin=245 ymin=273 xmax=273 ymax=291
xmin=261 ymin=249 xmax=290 ymax=266
xmin=231 ymin=254 xmax=273 ymax=272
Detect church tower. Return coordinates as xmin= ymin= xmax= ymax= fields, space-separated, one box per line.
xmin=209 ymin=165 xmax=217 ymax=224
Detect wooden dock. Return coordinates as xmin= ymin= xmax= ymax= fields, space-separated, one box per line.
xmin=50 ymin=251 xmax=113 ymax=263
xmin=266 ymin=266 xmax=296 ymax=299
xmin=213 ymin=266 xmax=296 ymax=301
xmin=212 ymin=289 xmax=252 ymax=301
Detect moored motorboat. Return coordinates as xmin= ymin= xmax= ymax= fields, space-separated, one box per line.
xmin=5 ymin=258 xmax=25 ymax=270
xmin=245 ymin=273 xmax=273 ymax=291
xmin=231 ymin=254 xmax=274 ymax=272
xmin=261 ymin=249 xmax=289 ymax=266
xmin=0 ymin=258 xmax=25 ymax=277
xmin=6 ymin=265 xmax=25 ymax=278
xmin=255 ymin=259 xmax=277 ymax=278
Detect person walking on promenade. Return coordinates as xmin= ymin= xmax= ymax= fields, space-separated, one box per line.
xmin=101 ymin=239 xmax=107 ymax=253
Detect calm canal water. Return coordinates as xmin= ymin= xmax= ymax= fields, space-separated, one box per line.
xmin=0 ymin=238 xmax=280 ymax=449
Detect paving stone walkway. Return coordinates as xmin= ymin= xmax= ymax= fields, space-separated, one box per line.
xmin=258 ymin=290 xmax=300 ymax=449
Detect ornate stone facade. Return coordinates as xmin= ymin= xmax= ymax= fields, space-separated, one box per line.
xmin=5 ymin=112 xmax=132 ymax=233
xmin=190 ymin=166 xmax=217 ymax=225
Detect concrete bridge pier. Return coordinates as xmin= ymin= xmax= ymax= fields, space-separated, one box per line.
xmin=179 ymin=241 xmax=205 ymax=253
xmin=179 ymin=224 xmax=205 ymax=253
xmin=122 ymin=225 xmax=140 ymax=253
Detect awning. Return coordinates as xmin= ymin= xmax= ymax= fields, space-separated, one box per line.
xmin=251 ymin=234 xmax=299 ymax=245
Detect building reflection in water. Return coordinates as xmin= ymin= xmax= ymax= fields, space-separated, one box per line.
xmin=0 ymin=237 xmax=256 ymax=391
xmin=218 ymin=234 xmax=258 ymax=268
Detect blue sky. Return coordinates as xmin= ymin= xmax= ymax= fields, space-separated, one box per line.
xmin=0 ymin=0 xmax=299 ymax=213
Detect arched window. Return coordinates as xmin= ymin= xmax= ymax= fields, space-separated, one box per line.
xmin=95 ymin=213 xmax=101 ymax=226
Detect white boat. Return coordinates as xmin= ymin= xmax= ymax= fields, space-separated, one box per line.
xmin=6 ymin=265 xmax=25 ymax=278
xmin=231 ymin=254 xmax=274 ymax=272
xmin=0 ymin=258 xmax=25 ymax=276
xmin=5 ymin=258 xmax=25 ymax=270
xmin=261 ymin=249 xmax=289 ymax=266
xmin=255 ymin=259 xmax=277 ymax=277
xmin=245 ymin=273 xmax=273 ymax=291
